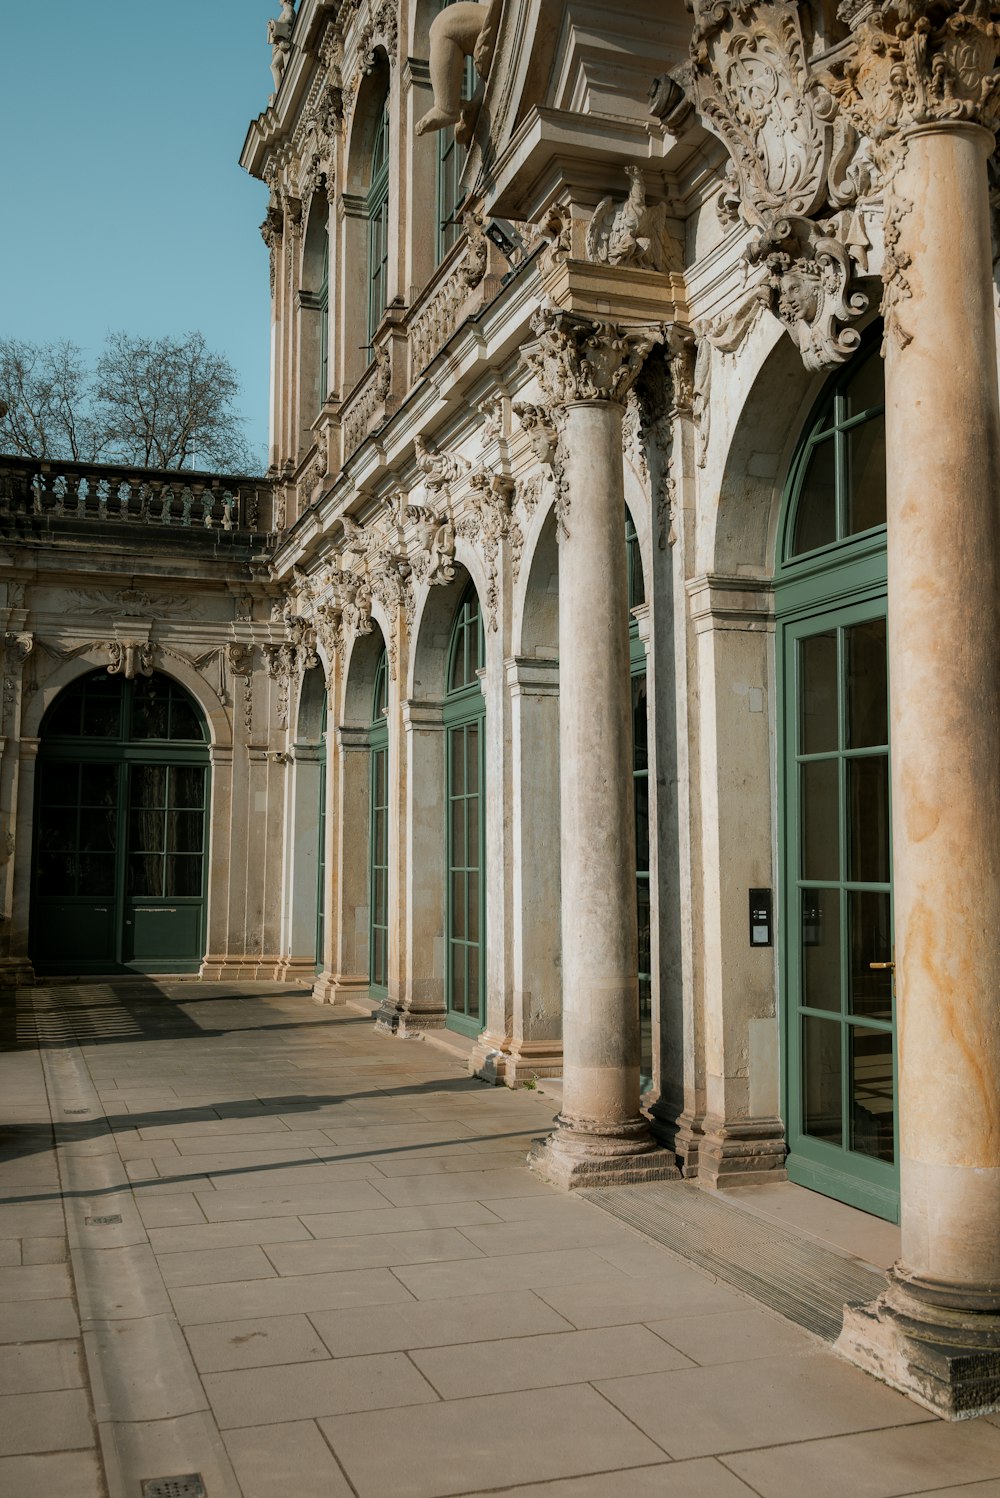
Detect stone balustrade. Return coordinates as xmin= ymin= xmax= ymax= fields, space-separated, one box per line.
xmin=0 ymin=456 xmax=272 ymax=535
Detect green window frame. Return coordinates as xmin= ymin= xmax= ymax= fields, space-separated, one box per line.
xmin=444 ymin=583 xmax=486 ymax=1037
xmin=369 ymin=647 xmax=390 ymax=995
xmin=367 ymin=98 xmax=391 ymax=342
xmin=776 ymin=328 xmax=897 ymax=1222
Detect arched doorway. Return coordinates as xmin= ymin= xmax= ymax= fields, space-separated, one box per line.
xmin=32 ymin=669 xmax=210 ymax=974
xmin=444 ymin=582 xmax=485 ymax=1036
xmin=776 ymin=333 xmax=896 ymax=1220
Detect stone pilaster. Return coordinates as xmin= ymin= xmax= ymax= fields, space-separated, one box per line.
xmin=828 ymin=2 xmax=1000 ymax=1419
xmin=521 ymin=309 xmax=679 ymax=1188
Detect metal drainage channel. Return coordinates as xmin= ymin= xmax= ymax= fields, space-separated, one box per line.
xmin=581 ymin=1182 xmax=887 ymax=1342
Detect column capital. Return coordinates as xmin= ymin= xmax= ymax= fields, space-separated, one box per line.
xmin=522 ymin=309 xmax=663 ymax=410
xmin=831 ymin=3 xmax=1000 ymax=144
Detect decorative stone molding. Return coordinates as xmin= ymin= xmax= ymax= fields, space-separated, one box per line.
xmin=106 ymin=639 xmax=154 ymax=680
xmin=227 ymin=643 xmax=255 ymax=737
xmin=681 ymin=0 xmax=876 ymax=368
xmin=342 ymin=345 xmax=391 ymax=457
xmin=585 ymin=166 xmax=681 ymax=273
xmin=478 ymin=397 xmax=504 ymax=447
xmin=827 ymin=0 xmax=1000 ymax=349
xmin=648 ymin=72 xmax=693 ymax=131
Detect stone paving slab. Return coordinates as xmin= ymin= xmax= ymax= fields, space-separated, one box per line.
xmin=8 ymin=977 xmax=1000 ymax=1498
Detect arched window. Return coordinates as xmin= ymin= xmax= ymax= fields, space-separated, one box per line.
xmin=369 ymin=645 xmax=390 ymax=994
xmin=367 ymin=97 xmax=391 ymax=341
xmin=444 ymin=583 xmax=486 ymax=1035
xmin=434 ymin=1 xmax=476 ymax=262
xmin=33 ymin=670 xmax=210 ymax=974
xmin=783 ymin=338 xmax=886 ymax=560
xmin=776 ymin=331 xmax=896 ymax=1222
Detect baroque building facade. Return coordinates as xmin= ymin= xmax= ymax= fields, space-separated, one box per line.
xmin=3 ymin=0 xmax=1000 ymax=1419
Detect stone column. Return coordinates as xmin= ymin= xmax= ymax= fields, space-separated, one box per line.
xmin=323 ymin=725 xmax=372 ymax=1006
xmin=833 ymin=6 xmax=1000 ymax=1418
xmin=523 ymin=310 xmax=679 ymax=1188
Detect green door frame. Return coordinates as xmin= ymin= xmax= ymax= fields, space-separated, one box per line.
xmin=444 ymin=585 xmax=486 ymax=1038
xmin=775 ymin=332 xmax=896 ymax=1220
xmin=315 ymin=698 xmax=328 ymax=975
xmin=369 ymin=648 xmax=390 ymax=999
xmin=32 ymin=672 xmax=210 ymax=975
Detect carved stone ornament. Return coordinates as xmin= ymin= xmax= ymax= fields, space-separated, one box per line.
xmin=414 ymin=435 xmax=470 ymax=495
xmin=415 ymin=0 xmax=503 ymax=139
xmin=827 ymin=0 xmax=1000 ymax=348
xmin=462 ymin=469 xmax=521 ymax=627
xmin=523 ymin=308 xmax=663 ymax=408
xmin=106 ymin=638 xmax=155 ymax=680
xmin=461 ymin=210 xmax=489 ymax=288
xmin=407 ymin=505 xmax=457 ymax=586
xmin=681 ymin=0 xmax=877 ymax=368
xmin=586 ymin=167 xmax=681 ymax=273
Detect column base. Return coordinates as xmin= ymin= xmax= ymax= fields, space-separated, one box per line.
xmin=373 ymin=999 xmax=446 ymax=1037
xmin=469 ymin=1033 xmax=564 ymax=1087
xmin=313 ymin=973 xmax=370 ymax=1006
xmin=648 ymin=1100 xmax=703 ymax=1178
xmin=528 ymin=1114 xmax=681 ymax=1190
xmin=199 ymin=955 xmax=288 ymax=981
xmin=0 ymin=957 xmax=35 ymax=990
xmin=274 ymin=956 xmax=321 ymax=983
xmin=836 ymin=1270 xmax=1000 ymax=1420
xmin=696 ymin=1114 xmax=787 ymax=1190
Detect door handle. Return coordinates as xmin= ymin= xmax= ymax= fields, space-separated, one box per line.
xmin=869 ymin=961 xmax=895 ymax=970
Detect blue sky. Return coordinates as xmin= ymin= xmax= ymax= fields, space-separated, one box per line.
xmin=1 ymin=2 xmax=276 ymax=463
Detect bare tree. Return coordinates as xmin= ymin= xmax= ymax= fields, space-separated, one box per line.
xmin=0 ymin=339 xmax=106 ymax=461
xmin=0 ymin=331 xmax=259 ymax=472
xmin=94 ymin=331 xmax=257 ymax=472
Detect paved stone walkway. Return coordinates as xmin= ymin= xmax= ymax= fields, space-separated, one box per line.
xmin=3 ymin=980 xmax=1000 ymax=1498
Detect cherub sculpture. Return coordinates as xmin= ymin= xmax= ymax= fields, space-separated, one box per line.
xmin=267 ymin=2 xmax=296 ymax=93
xmin=415 ymin=0 xmax=503 ymax=141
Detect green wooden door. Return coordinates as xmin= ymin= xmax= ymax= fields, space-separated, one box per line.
xmin=776 ymin=332 xmax=896 ymax=1219
xmin=32 ymin=671 xmax=210 ymax=975
xmin=781 ymin=600 xmax=897 ymax=1219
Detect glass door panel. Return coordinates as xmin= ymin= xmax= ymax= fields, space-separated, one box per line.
xmin=124 ymin=763 xmax=207 ymax=965
xmin=447 ymin=720 xmax=484 ymax=1033
xmin=33 ymin=760 xmax=120 ymax=964
xmin=370 ymin=743 xmax=389 ymax=991
xmin=784 ymin=601 xmax=898 ymax=1220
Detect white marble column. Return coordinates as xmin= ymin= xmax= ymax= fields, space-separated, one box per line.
xmin=834 ymin=8 xmax=1000 ymax=1418
xmin=523 ymin=310 xmax=679 ymax=1188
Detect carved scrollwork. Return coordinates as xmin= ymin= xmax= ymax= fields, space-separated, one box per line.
xmin=681 ymin=0 xmax=876 ymax=367
xmin=107 ymin=639 xmax=155 ymax=680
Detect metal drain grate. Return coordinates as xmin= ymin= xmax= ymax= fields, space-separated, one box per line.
xmin=582 ymin=1182 xmax=887 ymax=1342
xmin=141 ymin=1477 xmax=206 ymax=1498
xmin=86 ymin=1214 xmax=122 ymax=1226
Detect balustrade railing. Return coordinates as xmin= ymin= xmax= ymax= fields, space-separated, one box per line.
xmin=0 ymin=456 xmax=272 ymax=535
